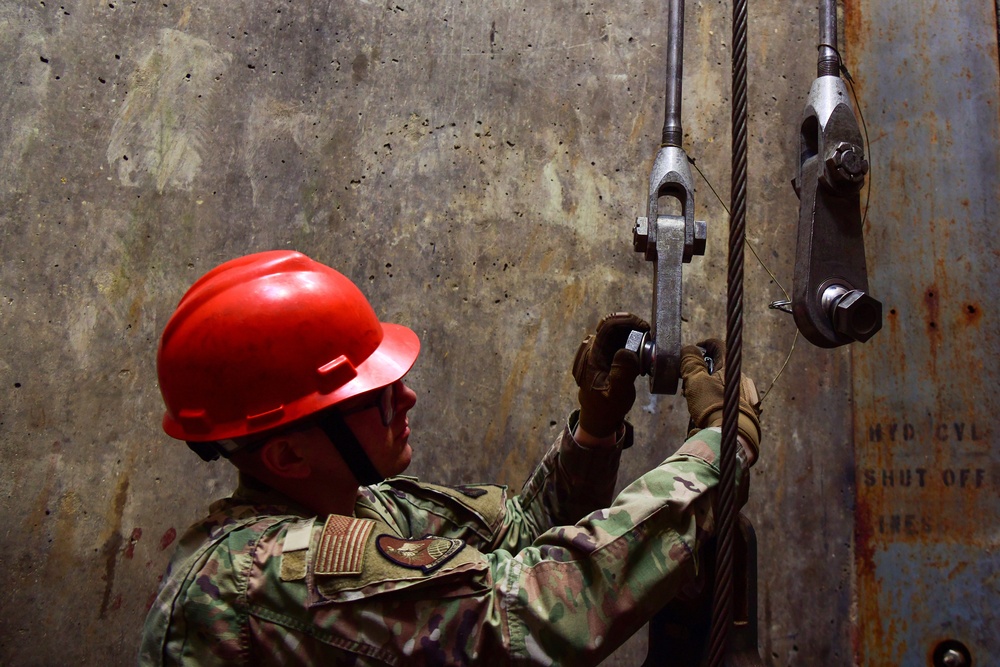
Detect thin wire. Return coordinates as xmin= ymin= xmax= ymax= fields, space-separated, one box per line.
xmin=760 ymin=329 xmax=798 ymax=403
xmin=844 ymin=75 xmax=873 ymax=231
xmin=689 ymin=158 xmax=790 ymax=301
xmin=820 ymin=43 xmax=874 ymax=229
xmin=688 ymin=156 xmax=795 ymax=403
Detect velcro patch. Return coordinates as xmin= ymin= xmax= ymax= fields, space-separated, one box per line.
xmin=375 ymin=535 xmax=464 ymax=574
xmin=283 ymin=519 xmax=315 ymax=552
xmin=315 ymin=516 xmax=375 ymax=576
xmin=280 ymin=519 xmax=315 ymax=581
xmin=281 ymin=550 xmax=308 ymax=581
xmin=677 ymin=437 xmax=717 ymax=466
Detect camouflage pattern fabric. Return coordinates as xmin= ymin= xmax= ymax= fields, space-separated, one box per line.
xmin=139 ymin=413 xmax=742 ymax=666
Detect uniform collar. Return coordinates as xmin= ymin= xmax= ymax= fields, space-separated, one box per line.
xmin=208 ymin=472 xmax=317 ymax=519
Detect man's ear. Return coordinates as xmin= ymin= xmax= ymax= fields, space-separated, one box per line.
xmin=258 ymin=436 xmax=312 ymax=479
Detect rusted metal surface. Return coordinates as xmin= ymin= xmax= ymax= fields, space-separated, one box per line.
xmin=847 ymin=0 xmax=999 ymax=664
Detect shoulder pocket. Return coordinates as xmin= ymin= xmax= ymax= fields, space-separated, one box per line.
xmin=387 ymin=478 xmax=508 ymax=543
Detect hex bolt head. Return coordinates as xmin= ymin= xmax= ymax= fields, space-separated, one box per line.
xmin=832 ymin=289 xmax=883 ymax=342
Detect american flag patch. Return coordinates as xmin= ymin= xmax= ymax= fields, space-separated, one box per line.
xmin=314 ymin=516 xmax=375 ymax=576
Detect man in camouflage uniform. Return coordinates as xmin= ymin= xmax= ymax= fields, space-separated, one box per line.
xmin=139 ymin=250 xmax=761 ymax=666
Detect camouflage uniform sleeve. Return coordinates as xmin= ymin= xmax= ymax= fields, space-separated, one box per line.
xmin=138 ymin=513 xmax=292 ymax=666
xmin=497 ymin=426 xmax=736 ymax=664
xmin=504 ymin=409 xmax=630 ymax=549
xmin=356 ymin=410 xmax=628 ymax=555
xmin=236 ymin=426 xmax=740 ymax=666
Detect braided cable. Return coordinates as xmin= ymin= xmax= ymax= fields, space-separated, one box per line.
xmin=707 ymin=0 xmax=748 ymax=662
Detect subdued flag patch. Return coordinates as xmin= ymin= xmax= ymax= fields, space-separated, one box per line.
xmin=375 ymin=535 xmax=464 ymax=574
xmin=315 ymin=516 xmax=375 ymax=576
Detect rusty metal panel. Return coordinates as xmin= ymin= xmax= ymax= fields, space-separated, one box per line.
xmin=848 ymin=0 xmax=999 ymax=665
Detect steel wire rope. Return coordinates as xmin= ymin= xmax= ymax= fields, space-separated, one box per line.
xmin=706 ymin=0 xmax=748 ymax=662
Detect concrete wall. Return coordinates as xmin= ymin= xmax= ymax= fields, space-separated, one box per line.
xmin=0 ymin=1 xmax=858 ymax=664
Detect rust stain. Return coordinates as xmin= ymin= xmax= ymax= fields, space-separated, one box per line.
xmin=923 ymin=284 xmax=942 ymax=347
xmin=488 ymin=317 xmax=543 ymax=486
xmin=26 ymin=440 xmax=62 ymax=533
xmin=960 ymin=302 xmax=981 ymax=327
xmin=923 ymin=286 xmax=939 ymax=318
xmin=853 ymin=490 xmax=878 ymax=571
xmin=124 ymin=527 xmax=143 ymax=559
xmin=46 ymin=491 xmax=82 ymax=577
xmin=885 ymin=307 xmax=899 ymax=335
xmin=145 ymin=574 xmax=164 ymax=611
xmin=128 ymin=295 xmax=143 ymax=328
xmin=626 ymin=108 xmax=648 ymax=146
xmin=842 ymin=0 xmax=866 ymax=60
xmin=159 ymin=527 xmax=177 ymax=551
xmin=98 ymin=474 xmax=130 ymax=619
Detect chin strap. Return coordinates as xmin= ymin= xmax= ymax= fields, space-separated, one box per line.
xmin=315 ymin=409 xmax=386 ymax=486
xmin=186 ymin=409 xmax=386 ymax=487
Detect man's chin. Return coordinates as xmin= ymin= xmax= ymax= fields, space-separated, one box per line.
xmin=392 ymin=444 xmax=413 ymax=476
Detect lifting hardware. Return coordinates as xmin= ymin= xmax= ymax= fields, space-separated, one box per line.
xmin=790 ymin=0 xmax=882 ymax=348
xmin=632 ymin=0 xmax=707 ymax=395
xmin=634 ymin=0 xmax=763 ymax=665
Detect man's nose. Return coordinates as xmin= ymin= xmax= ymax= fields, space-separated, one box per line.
xmin=395 ymin=381 xmax=417 ymax=413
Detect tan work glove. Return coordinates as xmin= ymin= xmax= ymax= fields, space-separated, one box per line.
xmin=680 ymin=339 xmax=762 ymax=466
xmin=573 ymin=312 xmax=650 ymax=438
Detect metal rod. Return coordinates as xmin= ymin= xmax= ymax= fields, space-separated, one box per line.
xmin=818 ymin=0 xmax=840 ymax=76
xmin=661 ymin=0 xmax=685 ymax=147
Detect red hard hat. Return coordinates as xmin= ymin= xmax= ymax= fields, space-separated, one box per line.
xmin=157 ymin=250 xmax=420 ymax=442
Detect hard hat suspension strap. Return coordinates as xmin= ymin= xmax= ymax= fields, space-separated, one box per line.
xmin=315 ymin=410 xmax=386 ymax=486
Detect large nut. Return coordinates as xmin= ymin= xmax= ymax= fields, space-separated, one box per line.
xmin=625 ymin=330 xmax=654 ymax=377
xmin=825 ymin=141 xmax=869 ymax=187
xmin=634 ymin=216 xmax=650 ymax=254
xmin=832 ymin=289 xmax=882 ymax=342
xmin=692 ymin=219 xmax=707 ymax=257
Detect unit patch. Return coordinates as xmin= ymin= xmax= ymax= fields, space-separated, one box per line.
xmin=314 ymin=515 xmax=375 ymax=576
xmin=375 ymin=535 xmax=464 ymax=573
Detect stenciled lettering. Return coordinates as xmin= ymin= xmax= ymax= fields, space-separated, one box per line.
xmin=877 ymin=513 xmax=932 ymax=536
xmin=941 ymin=468 xmax=987 ymax=488
xmin=866 ymin=419 xmax=986 ymax=443
xmin=862 ymin=467 xmax=986 ymax=489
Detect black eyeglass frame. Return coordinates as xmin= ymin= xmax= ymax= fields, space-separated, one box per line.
xmin=336 ymin=383 xmax=395 ymax=427
xmin=187 ymin=383 xmax=397 ymax=464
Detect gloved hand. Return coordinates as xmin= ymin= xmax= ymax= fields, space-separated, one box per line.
xmin=572 ymin=312 xmax=650 ymax=438
xmin=680 ymin=339 xmax=762 ymax=466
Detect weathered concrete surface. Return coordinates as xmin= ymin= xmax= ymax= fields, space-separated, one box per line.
xmin=0 ymin=1 xmax=869 ymax=664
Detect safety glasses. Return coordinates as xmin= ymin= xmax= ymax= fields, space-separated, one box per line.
xmin=337 ymin=383 xmax=395 ymax=427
